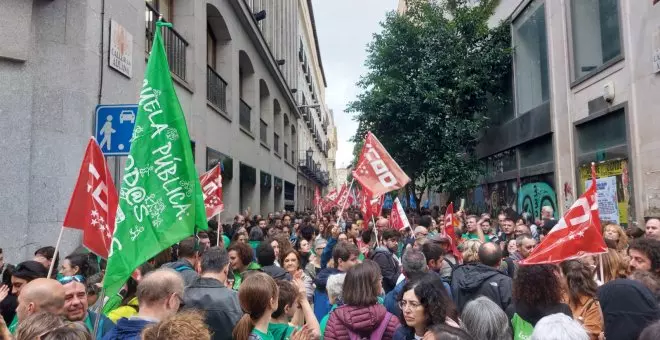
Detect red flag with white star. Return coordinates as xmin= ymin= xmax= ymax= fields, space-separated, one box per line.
xmin=200 ymin=164 xmax=224 ymax=220
xmin=520 ymin=164 xmax=606 ymax=265
xmin=63 ymin=138 xmax=118 ymax=259
xmin=352 ymin=132 xmax=410 ymax=197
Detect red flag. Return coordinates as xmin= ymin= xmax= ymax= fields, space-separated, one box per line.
xmin=63 ymin=138 xmax=117 ymax=259
xmin=390 ymin=198 xmax=411 ymax=230
xmin=314 ymin=186 xmax=321 ymax=207
xmin=352 ymin=132 xmax=410 ymax=197
xmin=335 ymin=184 xmax=353 ymax=210
xmin=321 ymin=187 xmax=340 ymax=213
xmin=520 ymin=164 xmax=605 ymax=265
xmin=360 ymin=187 xmax=383 ymax=224
xmin=200 ymin=164 xmax=224 ymax=220
xmin=443 ymin=202 xmax=462 ymax=260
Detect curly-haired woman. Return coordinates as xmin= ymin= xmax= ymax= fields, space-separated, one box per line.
xmin=506 ymin=264 xmax=572 ymax=339
xmin=393 ymin=273 xmax=460 ymax=340
xmin=560 ymin=260 xmax=603 ymax=340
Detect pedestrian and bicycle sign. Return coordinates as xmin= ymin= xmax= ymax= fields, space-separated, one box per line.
xmin=95 ymin=104 xmax=137 ymax=156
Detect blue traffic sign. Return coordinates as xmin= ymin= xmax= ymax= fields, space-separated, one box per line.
xmin=95 ymin=104 xmax=138 ymax=156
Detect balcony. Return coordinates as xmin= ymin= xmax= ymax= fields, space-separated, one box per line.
xmin=274 ymin=133 xmax=280 ymax=154
xmin=145 ymin=3 xmax=188 ymax=81
xmin=207 ymin=66 xmax=227 ymax=113
xmin=260 ymin=119 xmax=268 ymax=144
xmin=298 ymin=151 xmax=329 ymax=186
xmin=239 ymin=99 xmax=251 ymax=131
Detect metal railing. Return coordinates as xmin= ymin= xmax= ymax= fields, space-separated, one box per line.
xmin=260 ymin=119 xmax=268 ymax=144
xmin=239 ymin=99 xmax=251 ymax=131
xmin=207 ymin=66 xmax=227 ymax=112
xmin=145 ymin=3 xmax=188 ymax=81
xmin=274 ymin=133 xmax=280 ymax=153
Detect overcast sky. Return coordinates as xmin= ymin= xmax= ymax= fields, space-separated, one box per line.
xmin=312 ymin=0 xmax=399 ymax=169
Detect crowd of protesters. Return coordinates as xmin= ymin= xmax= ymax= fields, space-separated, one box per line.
xmin=1 ymin=205 xmax=660 ymax=340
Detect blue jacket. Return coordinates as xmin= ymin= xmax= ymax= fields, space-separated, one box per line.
xmin=314 ymin=267 xmax=341 ymax=321
xmin=87 ymin=311 xmax=115 ymax=340
xmin=320 ymin=237 xmax=337 ymax=269
xmin=102 ymin=318 xmax=154 ymax=340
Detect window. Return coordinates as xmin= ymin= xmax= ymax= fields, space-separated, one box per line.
xmin=147 ymin=0 xmax=173 ymax=21
xmin=576 ymin=109 xmax=626 ymax=154
xmin=570 ymin=0 xmax=621 ymax=81
xmin=485 ymin=149 xmax=517 ymax=177
xmin=519 ymin=135 xmax=553 ymax=168
xmin=513 ymin=2 xmax=549 ymax=115
xmin=145 ymin=0 xmax=188 ymax=81
xmin=207 ymin=25 xmax=216 ymax=69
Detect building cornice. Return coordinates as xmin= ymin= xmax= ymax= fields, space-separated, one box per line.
xmin=305 ymin=0 xmax=327 ymax=87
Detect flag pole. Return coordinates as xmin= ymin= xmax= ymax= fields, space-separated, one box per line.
xmin=216 ymin=213 xmax=222 ymax=247
xmin=92 ymin=287 xmax=105 ymax=338
xmin=599 ymin=253 xmax=605 ymax=283
xmin=48 ymin=226 xmax=66 ymax=278
xmin=371 ymin=215 xmax=380 ymax=247
xmin=337 ymin=178 xmax=355 ymax=230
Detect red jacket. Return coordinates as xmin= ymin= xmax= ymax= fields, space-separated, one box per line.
xmin=324 ymin=304 xmax=400 ymax=340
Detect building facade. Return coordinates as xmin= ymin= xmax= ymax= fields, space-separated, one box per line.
xmin=0 ymin=0 xmax=331 ymax=262
xmin=470 ymin=0 xmax=660 ymax=228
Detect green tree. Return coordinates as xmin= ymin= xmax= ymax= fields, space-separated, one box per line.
xmin=349 ymin=0 xmax=510 ymax=203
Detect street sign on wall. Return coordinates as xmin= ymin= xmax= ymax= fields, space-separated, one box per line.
xmin=95 ymin=104 xmax=137 ymax=156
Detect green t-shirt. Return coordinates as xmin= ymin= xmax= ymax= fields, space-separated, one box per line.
xmin=249 ymin=240 xmax=261 ymax=250
xmin=461 ymin=232 xmax=491 ymax=242
xmin=232 ymin=262 xmax=262 ymax=290
xmin=250 ymin=328 xmax=275 ymax=340
xmin=8 ymin=314 xmax=17 ymax=334
xmin=320 ymin=304 xmax=337 ymax=340
xmin=511 ymin=313 xmax=534 ymax=340
xmin=268 ymin=322 xmax=296 ymax=340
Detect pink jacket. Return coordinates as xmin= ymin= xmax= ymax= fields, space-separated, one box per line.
xmin=324 ymin=304 xmax=400 ymax=340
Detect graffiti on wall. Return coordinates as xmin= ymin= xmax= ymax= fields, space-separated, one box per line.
xmin=466 ymin=173 xmax=558 ymax=219
xmin=517 ymin=182 xmax=558 ymax=220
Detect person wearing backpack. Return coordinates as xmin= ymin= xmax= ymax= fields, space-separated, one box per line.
xmin=393 ymin=273 xmax=461 ymax=340
xmin=324 ymin=260 xmax=400 ymax=340
xmin=161 ymin=237 xmax=200 ymax=287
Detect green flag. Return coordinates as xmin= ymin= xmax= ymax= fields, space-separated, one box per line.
xmin=103 ymin=21 xmax=207 ymax=297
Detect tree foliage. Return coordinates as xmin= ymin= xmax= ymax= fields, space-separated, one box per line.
xmin=349 ymin=0 xmax=511 ymax=200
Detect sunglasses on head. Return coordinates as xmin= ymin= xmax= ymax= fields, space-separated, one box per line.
xmin=58 ymin=275 xmax=85 ymax=285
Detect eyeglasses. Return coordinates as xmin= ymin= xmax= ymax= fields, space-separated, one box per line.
xmin=58 ymin=275 xmax=85 ymax=285
xmin=398 ymin=300 xmax=422 ymax=311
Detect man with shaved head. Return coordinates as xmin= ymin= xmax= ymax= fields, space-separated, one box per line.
xmin=102 ymin=268 xmax=184 ymax=340
xmin=15 ymin=278 xmax=65 ymax=323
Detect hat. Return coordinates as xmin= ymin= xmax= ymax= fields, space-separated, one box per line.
xmin=12 ymin=261 xmax=48 ymax=281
